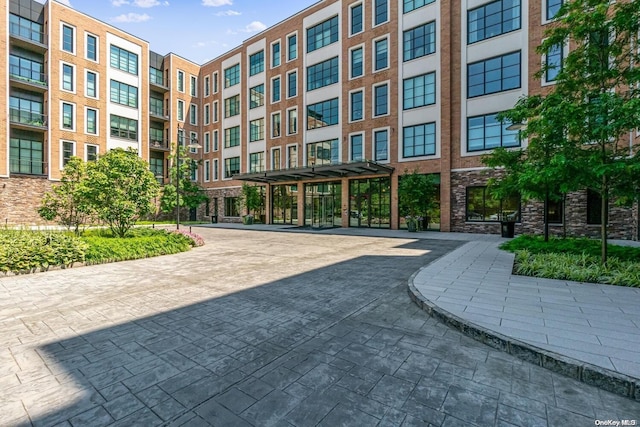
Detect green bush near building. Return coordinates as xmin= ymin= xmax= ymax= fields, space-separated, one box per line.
xmin=501 ymin=235 xmax=640 ymax=287
xmin=0 ymin=228 xmax=200 ymax=275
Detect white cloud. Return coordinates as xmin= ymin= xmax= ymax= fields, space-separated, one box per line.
xmin=202 ymin=0 xmax=232 ymax=6
xmin=243 ymin=21 xmax=266 ymax=33
xmin=111 ymin=0 xmax=129 ymax=6
xmin=215 ymin=10 xmax=241 ymax=16
xmin=112 ymin=12 xmax=151 ymax=22
xmin=133 ymin=0 xmax=160 ymax=7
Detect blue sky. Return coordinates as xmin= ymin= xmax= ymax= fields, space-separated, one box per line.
xmin=43 ymin=0 xmax=318 ymax=64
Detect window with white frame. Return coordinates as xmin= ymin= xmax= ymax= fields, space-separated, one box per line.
xmin=86 ymin=144 xmax=98 ymax=162
xmin=374 ymin=84 xmax=388 ymax=116
xmin=213 ymin=101 xmax=219 ymax=122
xmin=204 ymin=75 xmax=210 ymax=97
xmin=177 ymin=70 xmax=185 ymax=92
xmin=272 ymin=41 xmax=281 ymax=67
xmin=288 ymin=33 xmax=297 ymax=61
xmin=287 ymin=108 xmax=298 ymax=135
xmin=546 ymin=0 xmax=563 ymax=21
xmin=86 ymin=108 xmax=97 ymax=134
xmin=374 ymin=0 xmax=388 ymax=26
xmin=374 ymin=38 xmax=389 ymax=71
xmin=177 ymin=100 xmax=185 ymax=121
xmin=250 ymin=118 xmax=265 ymax=142
xmin=467 ymin=0 xmax=521 ymax=44
xmin=62 ymin=63 xmax=74 ymax=91
xmin=272 ymin=77 xmax=281 ymax=102
xmin=403 ymin=22 xmax=436 ymax=62
xmin=190 ymin=75 xmax=197 ymax=97
xmin=213 ymin=159 xmax=219 ymax=180
xmin=213 ymin=71 xmax=219 ymax=93
xmin=213 ymin=130 xmax=219 ymax=151
xmin=204 ymin=160 xmax=210 ymax=181
xmin=467 ymin=51 xmax=521 ymax=98
xmin=403 ymin=72 xmax=436 ymax=109
xmin=287 ymin=71 xmax=297 ymax=98
xmin=351 ymin=46 xmax=364 ymax=78
xmin=287 ymin=145 xmax=298 ymax=168
xmin=272 ymin=147 xmax=281 ymax=170
xmin=350 ymin=133 xmax=364 ymax=161
xmin=545 ymin=42 xmax=564 ymax=82
xmin=86 ymin=71 xmax=97 ymax=98
xmin=204 ymin=132 xmax=210 ymax=153
xmin=272 ymin=112 xmax=281 ymax=138
xmin=62 ymin=102 xmax=74 ymax=130
xmin=204 ymin=103 xmax=210 ymax=125
xmin=62 ymin=24 xmax=75 ymax=53
xmin=249 ymin=85 xmax=264 ymax=109
xmin=86 ymin=33 xmax=98 ymax=61
xmin=403 ymin=122 xmax=436 ymax=157
xmin=350 ymin=3 xmax=363 ymax=35
xmin=62 ymin=141 xmax=75 ymax=166
xmin=190 ymin=104 xmax=197 ymax=125
xmin=249 ymin=152 xmax=265 ymax=173
xmin=374 ymin=129 xmax=388 ymax=161
xmin=350 ymin=90 xmax=364 ymax=121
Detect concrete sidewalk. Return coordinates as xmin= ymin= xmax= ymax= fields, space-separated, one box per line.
xmin=409 ymin=239 xmax=640 ymax=400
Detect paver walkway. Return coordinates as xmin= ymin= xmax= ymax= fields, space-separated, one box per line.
xmin=410 ymin=240 xmax=640 ymax=398
xmin=0 ymin=227 xmax=638 ymax=426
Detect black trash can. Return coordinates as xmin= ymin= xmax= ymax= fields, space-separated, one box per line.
xmin=211 ymin=215 xmax=218 ymax=224
xmin=501 ymin=221 xmax=515 ymax=238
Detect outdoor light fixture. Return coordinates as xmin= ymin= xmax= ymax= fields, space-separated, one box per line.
xmin=175 ymin=128 xmax=202 ymax=230
xmin=506 ymin=122 xmax=526 ymax=131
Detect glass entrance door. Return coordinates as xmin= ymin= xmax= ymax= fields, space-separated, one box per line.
xmin=349 ymin=177 xmax=391 ymax=228
xmin=304 ymin=182 xmax=341 ymax=228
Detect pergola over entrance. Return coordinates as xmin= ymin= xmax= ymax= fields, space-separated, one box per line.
xmin=234 ymin=160 xmax=395 ymax=183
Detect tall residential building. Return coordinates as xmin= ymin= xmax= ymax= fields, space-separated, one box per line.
xmin=2 ymin=0 xmax=638 ymax=239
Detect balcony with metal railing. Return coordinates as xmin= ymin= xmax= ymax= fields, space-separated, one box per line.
xmin=10 ymin=158 xmax=47 ymax=176
xmin=9 ymin=64 xmax=47 ymax=92
xmin=9 ymin=19 xmax=48 ymax=53
xmin=149 ymin=72 xmax=169 ymax=92
xmin=149 ymin=137 xmax=170 ymax=151
xmin=9 ymin=108 xmax=47 ymax=131
xmin=149 ymin=105 xmax=170 ymax=121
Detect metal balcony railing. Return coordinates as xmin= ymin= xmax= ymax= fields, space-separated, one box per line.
xmin=9 ymin=65 xmax=47 ymax=87
xmin=9 ymin=22 xmax=45 ymax=45
xmin=9 ymin=108 xmax=47 ymax=128
xmin=149 ymin=138 xmax=170 ymax=150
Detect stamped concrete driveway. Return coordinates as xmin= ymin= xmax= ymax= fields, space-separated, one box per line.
xmin=0 ymin=228 xmax=638 ymax=426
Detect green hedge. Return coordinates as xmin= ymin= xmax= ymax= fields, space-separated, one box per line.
xmin=501 ymin=235 xmax=640 ymax=262
xmin=81 ymin=228 xmax=193 ymax=264
xmin=0 ymin=230 xmax=87 ymax=274
xmin=0 ymin=228 xmax=195 ymax=275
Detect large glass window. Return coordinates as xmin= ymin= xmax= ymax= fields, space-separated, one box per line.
xmin=86 ymin=71 xmax=97 ymax=98
xmin=467 ymin=113 xmax=519 ymax=151
xmin=404 ymin=22 xmax=436 ymax=62
xmin=10 ymin=97 xmax=44 ymax=126
xmin=272 ymin=42 xmax=281 ymax=67
xmin=224 ymin=63 xmax=240 ymax=88
xmin=307 ymin=139 xmax=339 ymax=166
xmin=249 ymin=50 xmax=264 ymax=76
xmin=350 ymin=134 xmax=363 ymax=161
xmin=250 ymin=118 xmax=265 ymax=142
xmin=272 ymin=113 xmax=281 ymax=138
xmin=225 ymin=95 xmax=240 ymax=117
xmin=307 ymin=57 xmax=339 ymax=91
xmin=177 ymin=100 xmax=185 ymax=121
xmin=190 ymin=104 xmax=197 ymax=125
xmin=468 ymin=51 xmax=521 ymax=98
xmin=288 ymin=34 xmax=297 ymax=60
xmin=62 ymin=64 xmax=74 ymax=91
xmin=351 ymin=47 xmax=364 ymax=78
xmin=288 ymin=145 xmax=298 ymax=168
xmin=110 ymin=45 xmax=138 ymax=74
xmin=374 ymin=84 xmax=388 ymax=116
xmin=190 ymin=75 xmax=197 ymax=97
xmin=468 ymin=0 xmax=521 ymax=44
xmin=62 ymin=102 xmax=74 ymax=129
xmin=403 ymin=123 xmax=436 ymax=158
xmin=62 ymin=141 xmax=74 ymax=167
xmin=350 ymin=91 xmax=364 ymax=122
xmin=110 ymin=115 xmax=137 ymax=141
xmin=249 ymin=85 xmax=264 ymax=109
xmin=288 ymin=109 xmax=298 ymax=135
xmin=110 ymin=80 xmax=138 ymax=108
xmin=9 ymin=55 xmax=45 ymax=85
xmin=10 ymin=133 xmax=44 ymax=175
xmin=204 ymin=104 xmax=210 ymax=125
xmin=9 ymin=14 xmax=43 ymax=43
xmin=150 ymin=67 xmax=164 ymax=86
xmin=374 ymin=130 xmax=388 ymax=161
xmin=225 ymin=126 xmax=240 ymax=148
xmin=272 ymin=77 xmax=281 ymax=102
xmin=375 ymin=39 xmax=388 ymax=71
xmin=307 ymin=16 xmax=339 ymax=53
xmin=545 ymin=43 xmax=563 ymax=82
xmin=225 ymin=196 xmax=239 ymax=216
xmin=86 ymin=34 xmax=97 ymax=61
xmin=250 ymin=152 xmax=265 ymax=173
xmin=404 ymin=0 xmax=435 ymax=13
xmin=374 ymin=0 xmax=388 ymax=25
xmin=86 ymin=145 xmax=99 ymax=162
xmin=547 ymin=0 xmax=563 ymax=20
xmin=177 ymin=70 xmax=185 ymax=92
xmin=351 ymin=4 xmax=363 ymax=35
xmin=587 ymin=189 xmax=605 ymax=225
xmin=307 ymin=98 xmax=339 ymax=130
xmin=288 ymin=71 xmax=297 ymax=97
xmin=224 ymin=157 xmax=240 ymax=178
xmin=466 ymin=186 xmax=520 ymax=222
xmin=86 ymin=108 xmax=97 ymax=134
xmin=404 ymin=72 xmax=436 ymax=109
xmin=62 ymin=24 xmax=74 ymax=53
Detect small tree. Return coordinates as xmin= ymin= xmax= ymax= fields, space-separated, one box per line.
xmin=84 ymin=148 xmax=160 ymax=237
xmin=160 ymin=147 xmax=208 ymax=219
xmin=398 ymin=170 xmax=438 ymax=229
xmin=240 ymin=183 xmax=263 ymax=218
xmin=38 ymin=157 xmax=93 ymax=235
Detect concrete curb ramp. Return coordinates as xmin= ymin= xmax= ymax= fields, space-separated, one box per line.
xmin=408 ymin=240 xmax=640 ymax=401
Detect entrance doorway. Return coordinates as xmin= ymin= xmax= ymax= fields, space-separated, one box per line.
xmin=349 ymin=177 xmax=391 ymax=228
xmin=271 ymin=184 xmax=298 ymax=225
xmin=304 ymin=182 xmax=341 ymax=228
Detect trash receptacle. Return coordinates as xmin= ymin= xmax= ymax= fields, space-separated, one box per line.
xmin=501 ymin=221 xmax=515 ymax=238
xmin=211 ymin=215 xmax=218 ymax=223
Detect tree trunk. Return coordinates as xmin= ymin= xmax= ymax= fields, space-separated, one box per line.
xmin=544 ymin=188 xmax=549 ymax=242
xmin=601 ymin=177 xmax=608 ymax=265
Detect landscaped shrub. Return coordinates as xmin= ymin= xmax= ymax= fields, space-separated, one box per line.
xmin=501 ymin=235 xmax=640 ymax=262
xmin=0 ymin=230 xmax=87 ymax=275
xmin=81 ymin=228 xmax=193 ymax=264
xmin=514 ymin=249 xmax=640 ymax=287
xmin=171 ymin=229 xmax=205 ymax=247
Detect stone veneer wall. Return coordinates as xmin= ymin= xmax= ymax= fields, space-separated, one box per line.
xmin=451 ymin=170 xmax=638 ymax=240
xmin=0 ymin=176 xmax=53 ymax=226
xmin=198 ymin=187 xmax=243 ymax=224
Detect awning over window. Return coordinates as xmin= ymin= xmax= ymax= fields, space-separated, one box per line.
xmin=234 ymin=161 xmax=394 ymax=184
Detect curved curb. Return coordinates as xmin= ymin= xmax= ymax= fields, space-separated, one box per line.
xmin=407 ymin=266 xmax=639 ymax=401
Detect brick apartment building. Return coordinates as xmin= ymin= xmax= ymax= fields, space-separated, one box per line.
xmin=2 ymin=0 xmax=638 ymax=238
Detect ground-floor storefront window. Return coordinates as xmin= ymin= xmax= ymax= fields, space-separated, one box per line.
xmin=272 ymin=184 xmax=298 ymax=225
xmin=349 ymin=177 xmax=391 ymax=228
xmin=466 ymin=186 xmax=520 ymax=222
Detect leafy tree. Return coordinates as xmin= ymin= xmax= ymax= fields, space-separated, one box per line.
xmin=38 ymin=157 xmax=93 ymax=235
xmin=84 ymin=148 xmax=160 ymax=237
xmin=487 ymin=0 xmax=640 ymax=262
xmin=398 ymin=170 xmax=438 ymax=229
xmin=160 ymin=147 xmax=208 ymax=218
xmin=240 ymin=183 xmax=264 ymax=217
